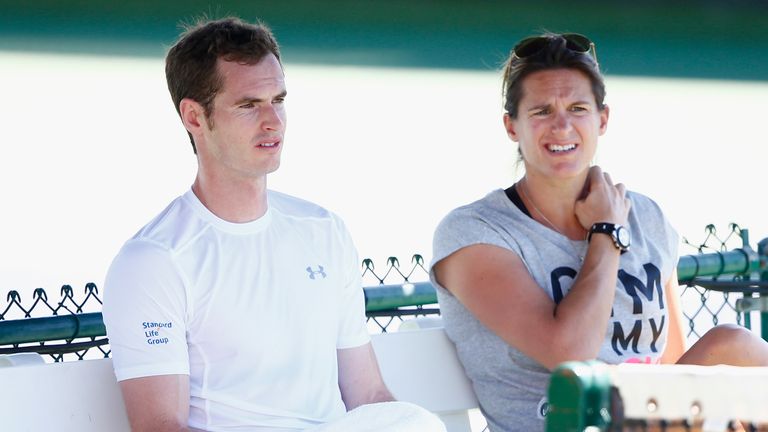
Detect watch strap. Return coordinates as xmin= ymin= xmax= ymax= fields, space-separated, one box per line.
xmin=587 ymin=222 xmax=616 ymax=242
xmin=588 ymin=222 xmax=630 ymax=253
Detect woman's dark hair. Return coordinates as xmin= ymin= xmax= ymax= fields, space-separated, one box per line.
xmin=502 ymin=33 xmax=606 ymax=119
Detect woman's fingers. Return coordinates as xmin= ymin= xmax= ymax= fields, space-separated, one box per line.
xmin=576 ymin=167 xmax=631 ymax=228
xmin=587 ymin=166 xmax=603 ymax=188
xmin=603 ymin=170 xmax=614 ymax=186
xmin=615 ymin=182 xmax=626 ymax=196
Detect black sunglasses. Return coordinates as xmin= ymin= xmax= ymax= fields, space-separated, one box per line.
xmin=512 ymin=33 xmax=597 ymax=65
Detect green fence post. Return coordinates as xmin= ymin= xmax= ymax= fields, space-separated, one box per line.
xmin=742 ymin=229 xmax=753 ymax=331
xmin=547 ymin=361 xmax=612 ymax=432
xmin=758 ymin=237 xmax=768 ymax=341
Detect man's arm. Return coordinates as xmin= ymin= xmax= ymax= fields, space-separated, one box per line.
xmin=337 ymin=342 xmax=395 ymax=410
xmin=120 ymin=374 xmax=204 ymax=432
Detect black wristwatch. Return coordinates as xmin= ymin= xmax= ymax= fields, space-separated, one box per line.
xmin=588 ymin=222 xmax=630 ymax=253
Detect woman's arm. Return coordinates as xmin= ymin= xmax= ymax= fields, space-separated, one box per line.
xmin=434 ymin=167 xmax=632 ymax=370
xmin=660 ymin=269 xmax=687 ymax=364
xmin=434 ymin=236 xmax=621 ymax=370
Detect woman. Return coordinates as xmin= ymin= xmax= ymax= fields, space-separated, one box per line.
xmin=430 ymin=33 xmax=768 ymax=431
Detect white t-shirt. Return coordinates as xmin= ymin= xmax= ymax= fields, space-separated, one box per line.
xmin=103 ymin=189 xmax=370 ymax=431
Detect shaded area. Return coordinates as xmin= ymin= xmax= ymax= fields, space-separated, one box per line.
xmin=1 ymin=1 xmax=767 ymax=79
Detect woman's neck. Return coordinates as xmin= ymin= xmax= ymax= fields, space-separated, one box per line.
xmin=518 ymin=174 xmax=588 ymax=240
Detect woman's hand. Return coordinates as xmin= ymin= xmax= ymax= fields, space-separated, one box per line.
xmin=574 ymin=166 xmax=631 ymax=230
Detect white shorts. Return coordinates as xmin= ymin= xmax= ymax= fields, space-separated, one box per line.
xmin=306 ymin=401 xmax=446 ymax=432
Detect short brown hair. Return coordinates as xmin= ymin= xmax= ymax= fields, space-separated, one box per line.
xmin=502 ymin=33 xmax=605 ymax=119
xmin=165 ymin=17 xmax=281 ymax=153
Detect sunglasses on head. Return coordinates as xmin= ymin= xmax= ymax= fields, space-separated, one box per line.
xmin=512 ymin=33 xmax=598 ymax=65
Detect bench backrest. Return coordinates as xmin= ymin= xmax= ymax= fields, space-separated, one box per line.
xmin=0 ymin=357 xmax=131 ymax=431
xmin=371 ymin=327 xmax=479 ymax=431
xmin=0 ymin=327 xmax=478 ymax=432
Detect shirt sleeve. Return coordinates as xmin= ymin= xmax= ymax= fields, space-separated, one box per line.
xmin=332 ymin=216 xmax=371 ymax=349
xmin=102 ymin=240 xmax=190 ymax=381
xmin=431 ymin=205 xmax=524 ymax=269
xmin=629 ymin=192 xmax=680 ymax=283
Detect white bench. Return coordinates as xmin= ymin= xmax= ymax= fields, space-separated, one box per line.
xmin=0 ymin=326 xmax=479 ymax=432
xmin=370 ymin=326 xmax=480 ymax=431
xmin=0 ymin=355 xmax=131 ymax=431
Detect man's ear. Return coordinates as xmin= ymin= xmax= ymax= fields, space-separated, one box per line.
xmin=503 ymin=113 xmax=519 ymax=142
xmin=179 ymin=98 xmax=207 ymax=135
xmin=598 ymin=104 xmax=610 ymax=135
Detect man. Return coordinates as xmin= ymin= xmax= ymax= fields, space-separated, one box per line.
xmin=103 ymin=17 xmax=443 ymax=431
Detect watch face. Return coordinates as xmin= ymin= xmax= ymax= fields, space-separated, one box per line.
xmin=616 ymin=226 xmax=631 ymax=248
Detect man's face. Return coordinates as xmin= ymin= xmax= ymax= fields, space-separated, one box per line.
xmin=197 ymin=54 xmax=287 ymax=181
xmin=504 ymin=68 xmax=608 ymax=182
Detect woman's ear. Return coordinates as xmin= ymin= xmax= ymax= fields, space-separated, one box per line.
xmin=598 ymin=104 xmax=610 ymax=135
xmin=503 ymin=113 xmax=519 ymax=142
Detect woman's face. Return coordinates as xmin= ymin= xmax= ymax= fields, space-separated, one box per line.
xmin=503 ymin=68 xmax=609 ymax=182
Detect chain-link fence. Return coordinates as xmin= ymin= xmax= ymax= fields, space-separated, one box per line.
xmin=0 ymin=225 xmax=765 ymax=432
xmin=362 ymin=254 xmax=441 ymax=333
xmin=1 ymin=224 xmax=766 ymax=363
xmin=0 ymin=283 xmax=107 ymax=362
xmin=678 ymin=224 xmax=766 ymax=342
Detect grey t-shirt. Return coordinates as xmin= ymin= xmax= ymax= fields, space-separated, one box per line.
xmin=430 ymin=189 xmax=679 ymax=432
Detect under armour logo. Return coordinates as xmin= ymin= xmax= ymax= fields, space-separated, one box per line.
xmin=306 ymin=265 xmax=327 ymax=280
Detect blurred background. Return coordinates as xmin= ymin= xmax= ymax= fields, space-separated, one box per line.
xmin=2 ymin=0 xmax=767 ymax=296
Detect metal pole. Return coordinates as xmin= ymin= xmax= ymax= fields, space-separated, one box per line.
xmin=758 ymin=237 xmax=768 ymax=341
xmin=0 ymin=312 xmax=105 ymax=345
xmin=364 ymin=281 xmax=437 ymax=311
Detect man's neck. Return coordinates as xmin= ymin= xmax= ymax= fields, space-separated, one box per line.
xmin=191 ymin=173 xmax=269 ymax=223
